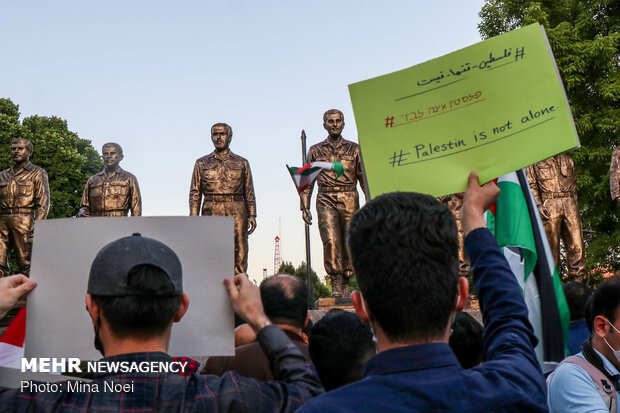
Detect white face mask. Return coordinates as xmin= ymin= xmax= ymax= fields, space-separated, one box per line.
xmin=603 ymin=319 xmax=620 ymax=364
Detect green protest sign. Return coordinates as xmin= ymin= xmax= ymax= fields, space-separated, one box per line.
xmin=348 ymin=23 xmax=579 ymax=198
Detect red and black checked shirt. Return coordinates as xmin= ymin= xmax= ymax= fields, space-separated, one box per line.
xmin=0 ymin=325 xmax=323 ymax=412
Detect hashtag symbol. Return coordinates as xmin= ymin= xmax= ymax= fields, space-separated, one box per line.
xmin=514 ymin=46 xmax=525 ymax=61
xmin=385 ymin=116 xmax=394 ymax=128
xmin=388 ymin=150 xmax=409 ymax=167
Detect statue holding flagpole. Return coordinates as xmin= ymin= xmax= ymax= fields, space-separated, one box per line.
xmin=295 ymin=109 xmax=367 ymax=297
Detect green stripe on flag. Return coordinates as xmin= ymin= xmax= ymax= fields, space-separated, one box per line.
xmin=496 ymin=180 xmax=537 ymax=280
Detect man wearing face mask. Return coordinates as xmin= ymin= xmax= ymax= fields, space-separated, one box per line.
xmin=0 ymin=233 xmax=323 ymax=411
xmin=548 ymin=276 xmax=620 ymax=412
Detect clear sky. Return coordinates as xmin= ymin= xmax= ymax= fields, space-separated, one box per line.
xmin=1 ymin=1 xmax=486 ymax=285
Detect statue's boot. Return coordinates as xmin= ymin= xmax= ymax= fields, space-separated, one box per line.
xmin=330 ymin=274 xmax=350 ymax=298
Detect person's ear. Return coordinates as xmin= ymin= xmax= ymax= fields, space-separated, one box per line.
xmin=456 ymin=277 xmax=469 ymax=312
xmin=352 ymin=290 xmax=370 ymax=323
xmin=85 ymin=294 xmax=99 ymax=326
xmin=593 ymin=315 xmax=609 ymax=338
xmin=173 ymin=293 xmax=190 ymax=322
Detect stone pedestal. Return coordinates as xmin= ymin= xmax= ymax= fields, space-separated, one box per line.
xmin=315 ymin=297 xmax=353 ymax=310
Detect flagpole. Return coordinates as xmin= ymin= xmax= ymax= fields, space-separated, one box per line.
xmin=301 ymin=130 xmax=313 ymax=309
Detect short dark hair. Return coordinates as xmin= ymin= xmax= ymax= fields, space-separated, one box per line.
xmin=309 ymin=311 xmax=374 ymax=391
xmin=11 ymin=138 xmax=33 ymax=154
xmin=92 ymin=265 xmax=181 ymax=338
xmin=449 ymin=312 xmax=484 ymax=369
xmin=347 ymin=192 xmax=459 ymax=342
xmin=563 ymin=282 xmax=592 ymax=321
xmin=260 ymin=274 xmax=308 ymax=328
xmin=102 ymin=142 xmax=123 ymax=156
xmin=211 ymin=123 xmax=233 ymax=138
xmin=589 ymin=275 xmax=620 ymax=329
xmin=323 ymin=109 xmax=344 ymax=123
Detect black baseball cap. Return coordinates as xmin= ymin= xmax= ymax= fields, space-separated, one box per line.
xmin=87 ymin=233 xmax=182 ymax=296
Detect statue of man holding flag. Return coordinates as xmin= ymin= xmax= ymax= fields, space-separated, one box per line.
xmin=299 ymin=109 xmax=367 ymax=297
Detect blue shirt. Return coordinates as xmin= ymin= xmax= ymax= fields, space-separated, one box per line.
xmin=297 ymin=228 xmax=547 ymax=412
xmin=568 ymin=320 xmax=590 ymax=355
xmin=548 ymin=349 xmax=620 ymax=413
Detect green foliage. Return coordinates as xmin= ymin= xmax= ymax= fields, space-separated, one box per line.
xmin=0 ymin=98 xmax=104 ymax=218
xmin=278 ymin=261 xmax=332 ymax=301
xmin=479 ymin=0 xmax=620 ymax=279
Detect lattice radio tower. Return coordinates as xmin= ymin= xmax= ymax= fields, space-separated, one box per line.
xmin=273 ymin=235 xmax=281 ymax=275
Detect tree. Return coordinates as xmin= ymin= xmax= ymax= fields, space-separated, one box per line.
xmin=0 ymin=99 xmax=103 ymax=218
xmin=278 ymin=261 xmax=332 ymax=300
xmin=0 ymin=99 xmax=23 ymax=164
xmin=479 ymin=1 xmax=620 ymax=279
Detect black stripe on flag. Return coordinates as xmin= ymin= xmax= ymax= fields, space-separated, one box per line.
xmin=516 ymin=168 xmax=565 ymax=363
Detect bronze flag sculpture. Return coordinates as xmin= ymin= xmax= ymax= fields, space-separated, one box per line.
xmin=0 ymin=138 xmax=50 ymax=277
xmin=189 ymin=123 xmax=256 ymax=274
xmin=77 ymin=143 xmax=141 ymax=217
xmin=526 ymin=153 xmax=585 ymax=281
xmin=301 ymin=110 xmax=366 ymax=297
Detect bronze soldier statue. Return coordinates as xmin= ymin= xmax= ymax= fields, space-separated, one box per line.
xmin=77 ymin=143 xmax=141 ymax=217
xmin=0 ymin=138 xmax=50 ymax=277
xmin=189 ymin=123 xmax=256 ymax=274
xmin=301 ymin=109 xmax=366 ymax=297
xmin=438 ymin=194 xmax=469 ymax=277
xmin=526 ymin=153 xmax=585 ymax=281
xmin=611 ymin=147 xmax=620 ymax=207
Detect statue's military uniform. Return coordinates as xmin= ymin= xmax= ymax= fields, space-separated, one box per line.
xmin=0 ymin=161 xmax=49 ymax=276
xmin=79 ymin=168 xmax=141 ymax=217
xmin=189 ymin=150 xmax=256 ymax=274
xmin=526 ymin=153 xmax=585 ymax=280
xmin=438 ymin=194 xmax=469 ymax=276
xmin=302 ymin=137 xmax=365 ymax=296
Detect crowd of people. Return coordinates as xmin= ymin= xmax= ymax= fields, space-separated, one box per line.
xmin=0 ymin=171 xmax=618 ymax=412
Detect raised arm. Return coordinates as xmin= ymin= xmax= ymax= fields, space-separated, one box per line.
xmin=219 ymin=274 xmax=323 ymax=411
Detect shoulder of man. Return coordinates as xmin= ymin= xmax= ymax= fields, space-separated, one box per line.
xmin=195 ymin=153 xmax=215 ymax=164
xmin=226 ymin=151 xmax=250 ymax=164
xmin=340 ymin=137 xmax=360 ymax=149
xmin=27 ymin=162 xmax=48 ymax=175
xmin=117 ymin=168 xmax=138 ymax=180
xmin=86 ymin=170 xmax=106 ymax=182
xmin=309 ymin=139 xmax=330 ymax=150
xmin=548 ymin=355 xmax=614 ymax=413
xmin=297 ymin=378 xmax=370 ymax=413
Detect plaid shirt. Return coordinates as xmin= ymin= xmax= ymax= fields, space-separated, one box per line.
xmin=0 ymin=325 xmax=323 ymax=412
xmin=171 ymin=356 xmax=201 ymax=376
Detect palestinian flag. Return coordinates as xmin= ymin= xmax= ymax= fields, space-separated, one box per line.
xmin=0 ymin=308 xmax=26 ymax=369
xmin=286 ymin=162 xmax=344 ymax=194
xmin=485 ymin=169 xmax=570 ymax=371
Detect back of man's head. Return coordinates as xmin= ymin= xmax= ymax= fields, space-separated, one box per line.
xmin=88 ymin=233 xmax=183 ymax=339
xmin=588 ymin=275 xmax=620 ymax=333
xmin=564 ymin=281 xmax=592 ymax=322
xmin=347 ymin=192 xmax=459 ymax=342
xmin=260 ymin=274 xmax=308 ymax=328
xmin=449 ymin=312 xmax=484 ymax=369
xmin=309 ymin=310 xmax=374 ymax=391
xmin=92 ymin=265 xmax=182 ymax=337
